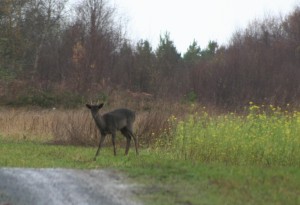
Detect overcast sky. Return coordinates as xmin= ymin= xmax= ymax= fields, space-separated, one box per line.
xmin=112 ymin=0 xmax=299 ymax=53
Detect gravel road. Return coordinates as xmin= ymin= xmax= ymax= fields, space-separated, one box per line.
xmin=0 ymin=168 xmax=141 ymax=205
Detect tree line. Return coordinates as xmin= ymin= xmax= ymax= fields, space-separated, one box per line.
xmin=0 ymin=0 xmax=300 ymax=108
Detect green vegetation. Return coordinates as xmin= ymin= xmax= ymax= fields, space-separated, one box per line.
xmin=165 ymin=103 xmax=300 ymax=166
xmin=6 ymin=89 xmax=84 ymax=108
xmin=1 ymin=104 xmax=300 ymax=205
xmin=0 ymin=138 xmax=299 ymax=205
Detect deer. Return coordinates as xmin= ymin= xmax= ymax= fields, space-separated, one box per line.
xmin=86 ymin=103 xmax=139 ymax=160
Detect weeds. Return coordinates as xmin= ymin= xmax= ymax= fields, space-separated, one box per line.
xmin=1 ymin=103 xmax=300 ymax=167
xmin=1 ymin=103 xmax=300 ymax=205
xmin=166 ymin=104 xmax=300 ymax=166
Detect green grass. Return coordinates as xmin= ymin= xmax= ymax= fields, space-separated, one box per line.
xmin=1 ymin=138 xmax=300 ymax=205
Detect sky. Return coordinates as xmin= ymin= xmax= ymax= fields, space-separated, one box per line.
xmin=112 ymin=0 xmax=299 ymax=53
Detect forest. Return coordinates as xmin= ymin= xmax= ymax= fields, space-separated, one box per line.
xmin=1 ymin=0 xmax=300 ymax=108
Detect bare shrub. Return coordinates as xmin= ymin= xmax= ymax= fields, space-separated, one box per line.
xmin=135 ymin=110 xmax=170 ymax=147
xmin=133 ymin=101 xmax=190 ymax=148
xmin=50 ymin=110 xmax=99 ymax=146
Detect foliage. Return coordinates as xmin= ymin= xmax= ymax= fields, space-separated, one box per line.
xmin=0 ymin=67 xmax=16 ymax=81
xmin=0 ymin=0 xmax=67 ymax=75
xmin=200 ymin=40 xmax=218 ymax=58
xmin=183 ymin=40 xmax=201 ymax=66
xmin=166 ymin=104 xmax=300 ymax=166
xmin=183 ymin=90 xmax=198 ymax=103
xmin=7 ymin=89 xmax=84 ymax=108
xmin=112 ymin=41 xmax=134 ymax=87
xmin=1 ymin=2 xmax=300 ymax=108
xmin=133 ymin=40 xmax=156 ymax=92
xmin=11 ymin=89 xmax=56 ymax=107
xmin=156 ymin=32 xmax=181 ymax=76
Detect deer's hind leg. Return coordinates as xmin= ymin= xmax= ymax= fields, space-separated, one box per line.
xmin=121 ymin=128 xmax=131 ymax=155
xmin=112 ymin=132 xmax=117 ymax=156
xmin=126 ymin=124 xmax=138 ymax=155
xmin=127 ymin=129 xmax=139 ymax=155
xmin=122 ymin=127 xmax=138 ymax=155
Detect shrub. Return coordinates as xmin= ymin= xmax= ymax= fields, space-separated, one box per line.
xmin=7 ymin=89 xmax=84 ymax=108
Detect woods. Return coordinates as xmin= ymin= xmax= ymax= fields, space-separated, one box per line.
xmin=1 ymin=0 xmax=300 ymax=108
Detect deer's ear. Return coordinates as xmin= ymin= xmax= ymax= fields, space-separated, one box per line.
xmin=98 ymin=103 xmax=104 ymax=109
xmin=86 ymin=104 xmax=92 ymax=109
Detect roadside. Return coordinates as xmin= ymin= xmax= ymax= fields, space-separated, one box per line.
xmin=1 ymin=139 xmax=300 ymax=205
xmin=0 ymin=168 xmax=141 ymax=205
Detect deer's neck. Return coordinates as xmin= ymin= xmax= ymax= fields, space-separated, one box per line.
xmin=93 ymin=112 xmax=106 ymax=130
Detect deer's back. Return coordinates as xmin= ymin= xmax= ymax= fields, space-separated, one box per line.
xmin=103 ymin=108 xmax=135 ymax=130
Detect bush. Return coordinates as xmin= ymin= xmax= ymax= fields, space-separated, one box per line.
xmin=7 ymin=89 xmax=84 ymax=108
xmin=11 ymin=89 xmax=56 ymax=107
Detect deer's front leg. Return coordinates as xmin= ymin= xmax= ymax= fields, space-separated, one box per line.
xmin=94 ymin=134 xmax=106 ymax=160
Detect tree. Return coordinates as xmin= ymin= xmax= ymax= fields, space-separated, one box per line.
xmin=183 ymin=40 xmax=201 ymax=67
xmin=0 ymin=0 xmax=29 ymax=74
xmin=201 ymin=40 xmax=218 ymax=58
xmin=22 ymin=0 xmax=68 ymax=76
xmin=134 ymin=39 xmax=156 ymax=92
xmin=69 ymin=0 xmax=125 ymax=92
xmin=156 ymin=32 xmax=181 ymax=77
xmin=113 ymin=41 xmax=134 ymax=87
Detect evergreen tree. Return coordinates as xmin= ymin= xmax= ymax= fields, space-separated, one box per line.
xmin=183 ymin=40 xmax=201 ymax=67
xmin=156 ymin=32 xmax=181 ymax=76
xmin=134 ymin=40 xmax=156 ymax=92
xmin=201 ymin=40 xmax=219 ymax=58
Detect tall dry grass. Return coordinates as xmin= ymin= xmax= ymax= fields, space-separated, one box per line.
xmin=0 ymin=101 xmax=184 ymax=147
xmin=0 ymin=108 xmax=55 ymax=141
xmin=0 ymin=107 xmax=97 ymax=145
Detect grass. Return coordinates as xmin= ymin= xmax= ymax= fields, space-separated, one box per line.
xmin=0 ymin=138 xmax=300 ymax=205
xmin=163 ymin=104 xmax=300 ymax=166
xmin=1 ymin=104 xmax=300 ymax=205
xmin=0 ymin=105 xmax=173 ymax=146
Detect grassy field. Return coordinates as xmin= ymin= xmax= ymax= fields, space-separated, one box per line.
xmin=0 ymin=104 xmax=300 ymax=205
xmin=0 ymin=138 xmax=299 ymax=205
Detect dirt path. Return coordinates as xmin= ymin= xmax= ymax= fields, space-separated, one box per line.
xmin=0 ymin=168 xmax=141 ymax=205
